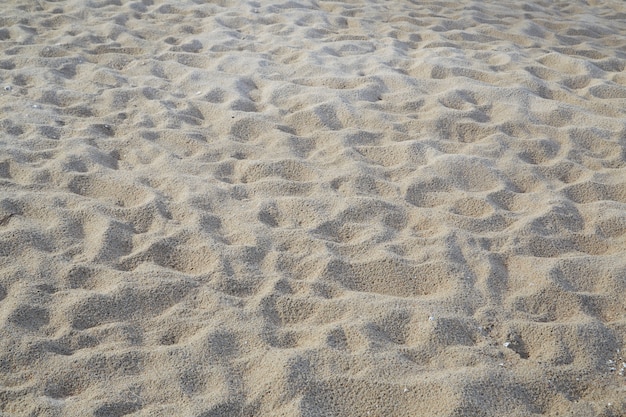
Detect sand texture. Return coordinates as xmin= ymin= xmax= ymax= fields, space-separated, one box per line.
xmin=1 ymin=0 xmax=626 ymax=415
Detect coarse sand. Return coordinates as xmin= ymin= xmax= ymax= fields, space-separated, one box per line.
xmin=0 ymin=0 xmax=625 ymax=416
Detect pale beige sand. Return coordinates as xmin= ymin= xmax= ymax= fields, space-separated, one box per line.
xmin=1 ymin=0 xmax=625 ymax=415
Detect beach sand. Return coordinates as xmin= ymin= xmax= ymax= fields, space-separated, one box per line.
xmin=0 ymin=0 xmax=625 ymax=415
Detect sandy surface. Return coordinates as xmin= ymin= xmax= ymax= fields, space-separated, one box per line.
xmin=1 ymin=0 xmax=625 ymax=415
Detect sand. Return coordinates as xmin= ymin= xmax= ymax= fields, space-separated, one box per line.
xmin=1 ymin=0 xmax=625 ymax=415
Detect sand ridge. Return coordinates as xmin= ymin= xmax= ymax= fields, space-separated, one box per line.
xmin=0 ymin=0 xmax=625 ymax=416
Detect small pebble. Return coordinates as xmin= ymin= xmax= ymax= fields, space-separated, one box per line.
xmin=3 ymin=85 xmax=11 ymax=91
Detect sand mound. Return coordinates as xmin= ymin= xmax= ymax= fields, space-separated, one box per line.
xmin=1 ymin=0 xmax=625 ymax=415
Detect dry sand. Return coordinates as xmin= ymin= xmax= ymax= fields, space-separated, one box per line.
xmin=1 ymin=0 xmax=625 ymax=415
